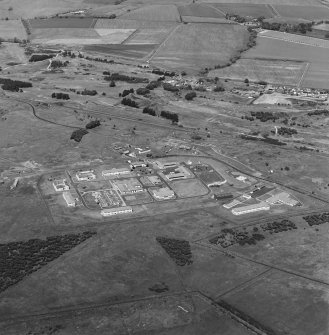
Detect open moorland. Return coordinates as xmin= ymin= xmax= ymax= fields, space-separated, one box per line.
xmin=1 ymin=0 xmax=329 ymax=334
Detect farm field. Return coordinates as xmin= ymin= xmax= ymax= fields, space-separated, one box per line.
xmin=211 ymin=3 xmax=274 ymax=18
xmin=151 ymin=23 xmax=249 ymax=71
xmin=222 ymin=270 xmax=329 ymax=335
xmin=124 ymin=27 xmax=173 ymax=45
xmin=178 ymin=4 xmax=225 ymax=18
xmin=84 ymin=44 xmax=156 ymax=58
xmin=243 ymin=36 xmax=329 ymax=88
xmin=208 ymin=59 xmax=307 ymax=86
xmin=0 ymin=20 xmax=27 ymax=40
xmin=181 ymin=16 xmax=229 ymax=23
xmin=273 ymin=4 xmax=329 ymax=20
xmin=0 ymin=43 xmax=28 ymax=68
xmin=200 ymin=0 xmax=322 ymax=4
xmin=120 ymin=5 xmax=181 ymax=22
xmin=95 ymin=18 xmax=175 ymax=29
xmin=31 ymin=28 xmax=136 ymax=45
xmin=29 ymin=18 xmax=96 ymax=29
xmin=259 ymin=30 xmax=329 ymax=48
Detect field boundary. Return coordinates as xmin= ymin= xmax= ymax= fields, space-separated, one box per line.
xmin=297 ymin=61 xmax=310 ymax=88
xmin=267 ymin=4 xmax=280 ymax=16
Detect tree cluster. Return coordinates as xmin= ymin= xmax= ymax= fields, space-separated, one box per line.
xmin=121 ymin=97 xmax=139 ymax=108
xmin=146 ymin=81 xmax=161 ymax=90
xmin=241 ymin=134 xmax=287 ymax=146
xmin=0 ymin=78 xmax=32 ymax=92
xmin=78 ymin=89 xmax=97 ymax=96
xmin=261 ymin=21 xmax=312 ymax=34
xmin=51 ymin=92 xmax=70 ymax=100
xmin=185 ymin=91 xmax=197 ymax=101
xmin=160 ymin=110 xmax=179 ymax=123
xmin=104 ymin=73 xmax=149 ymax=84
xmin=70 ymin=128 xmax=88 ymax=142
xmin=50 ymin=60 xmax=69 ymax=69
xmin=162 ymin=82 xmax=179 ymax=92
xmin=303 ymin=213 xmax=329 ymax=227
xmin=0 ymin=232 xmax=95 ymax=293
xmin=29 ymin=54 xmax=54 ymax=62
xmin=156 ymin=237 xmax=193 ymax=266
xmin=277 ymin=127 xmax=297 ymax=136
xmin=85 ymin=120 xmax=100 ymax=129
xmin=143 ymin=107 xmax=156 ymax=116
xmin=307 ymin=109 xmax=329 ymax=116
xmin=136 ymin=87 xmax=150 ymax=96
xmin=152 ymin=69 xmax=176 ymax=77
xmin=121 ymin=88 xmax=134 ymax=97
xmin=250 ymin=111 xmax=283 ymax=122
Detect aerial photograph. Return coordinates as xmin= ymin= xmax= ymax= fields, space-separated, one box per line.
xmin=1 ymin=0 xmax=329 ymax=334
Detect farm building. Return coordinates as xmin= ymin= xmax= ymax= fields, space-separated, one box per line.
xmin=112 ymin=178 xmax=144 ymax=194
xmin=76 ymin=170 xmax=96 ymax=181
xmin=208 ymin=179 xmax=227 ymax=187
xmin=53 ymin=179 xmax=70 ymax=192
xmin=223 ymin=199 xmax=242 ymax=209
xmin=130 ymin=161 xmax=147 ymax=169
xmin=101 ymin=206 xmax=133 ymax=216
xmin=151 ymin=187 xmax=175 ymax=200
xmin=63 ymin=191 xmax=76 ymax=207
xmin=232 ymin=202 xmax=270 ymax=215
xmin=102 ymin=168 xmax=130 ymax=177
xmin=148 ymin=175 xmax=162 ymax=185
xmin=154 ymin=161 xmax=178 ymax=169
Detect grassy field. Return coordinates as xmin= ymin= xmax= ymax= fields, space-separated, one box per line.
xmin=0 ymin=43 xmax=28 ymax=68
xmin=243 ymin=36 xmax=329 ymax=88
xmin=223 ymin=270 xmax=329 ymax=335
xmin=178 ymin=4 xmax=225 ymax=18
xmin=151 ymin=23 xmax=249 ymax=71
xmin=260 ymin=30 xmax=329 ymax=48
xmin=120 ymin=5 xmax=181 ymax=22
xmin=29 ymin=18 xmax=95 ymax=29
xmin=273 ymin=4 xmax=329 ymax=20
xmin=212 ymin=3 xmax=274 ymax=18
xmin=209 ymin=58 xmax=307 ymax=86
xmin=170 ymin=179 xmax=209 ymax=198
xmin=0 ymin=20 xmax=27 ymax=40
xmin=124 ymin=27 xmax=173 ymax=45
xmin=314 ymin=23 xmax=329 ymax=31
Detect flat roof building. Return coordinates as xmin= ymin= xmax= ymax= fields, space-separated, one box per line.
xmin=112 ymin=178 xmax=144 ymax=194
xmin=151 ymin=187 xmax=175 ymax=200
xmin=265 ymin=192 xmax=299 ymax=207
xmin=63 ymin=191 xmax=76 ymax=207
xmin=76 ymin=170 xmax=96 ymax=181
xmin=130 ymin=161 xmax=147 ymax=169
xmin=154 ymin=161 xmax=178 ymax=169
xmin=232 ymin=202 xmax=270 ymax=215
xmin=53 ymin=179 xmax=70 ymax=192
xmin=102 ymin=168 xmax=130 ymax=177
xmin=101 ymin=206 xmax=133 ymax=216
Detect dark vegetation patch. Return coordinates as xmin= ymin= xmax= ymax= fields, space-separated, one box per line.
xmin=160 ymin=110 xmax=179 ymax=123
xmin=86 ymin=120 xmax=100 ymax=129
xmin=303 ymin=213 xmax=329 ymax=226
xmin=70 ymin=129 xmax=88 ymax=142
xmin=29 ymin=54 xmax=54 ymax=62
xmin=136 ymin=87 xmax=150 ymax=96
xmin=152 ymin=69 xmax=176 ymax=77
xmin=50 ymin=60 xmax=69 ymax=69
xmin=51 ymin=92 xmax=70 ymax=100
xmin=209 ymin=219 xmax=297 ymax=248
xmin=77 ymin=89 xmax=97 ymax=96
xmin=277 ymin=127 xmax=297 ymax=136
xmin=216 ymin=300 xmax=276 ymax=335
xmin=240 ymin=134 xmax=286 ymax=146
xmin=185 ymin=91 xmax=197 ymax=101
xmin=156 ymin=237 xmax=193 ymax=266
xmin=0 ymin=78 xmax=32 ymax=92
xmin=307 ymin=109 xmax=329 ymax=116
xmin=148 ymin=282 xmax=169 ymax=293
xmin=121 ymin=88 xmax=134 ymax=97
xmin=104 ymin=73 xmax=149 ymax=84
xmin=0 ymin=232 xmax=96 ymax=294
xmin=162 ymin=82 xmax=179 ymax=92
xmin=146 ymin=81 xmax=161 ymax=90
xmin=121 ymin=97 xmax=139 ymax=108
xmin=143 ymin=107 xmax=156 ymax=116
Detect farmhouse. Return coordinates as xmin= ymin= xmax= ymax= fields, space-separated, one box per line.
xmin=76 ymin=170 xmax=96 ymax=181
xmin=151 ymin=187 xmax=175 ymax=200
xmin=101 ymin=206 xmax=133 ymax=216
xmin=232 ymin=202 xmax=270 ymax=215
xmin=102 ymin=168 xmax=130 ymax=177
xmin=53 ymin=179 xmax=70 ymax=192
xmin=63 ymin=191 xmax=76 ymax=207
xmin=112 ymin=178 xmax=144 ymax=194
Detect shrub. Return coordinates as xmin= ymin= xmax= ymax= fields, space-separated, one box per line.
xmin=86 ymin=120 xmax=100 ymax=129
xmin=213 ymin=84 xmax=225 ymax=92
xmin=121 ymin=98 xmax=139 ymax=108
xmin=185 ymin=91 xmax=197 ymax=101
xmin=160 ymin=110 xmax=178 ymax=123
xmin=0 ymin=78 xmax=32 ymax=92
xmin=136 ymin=87 xmax=150 ymax=96
xmin=51 ymin=92 xmax=70 ymax=100
xmin=121 ymin=88 xmax=134 ymax=97
xmin=29 ymin=54 xmax=53 ymax=62
xmin=70 ymin=129 xmax=88 ymax=142
xmin=146 ymin=81 xmax=160 ymax=90
xmin=163 ymin=82 xmax=179 ymax=92
xmin=143 ymin=107 xmax=156 ymax=116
